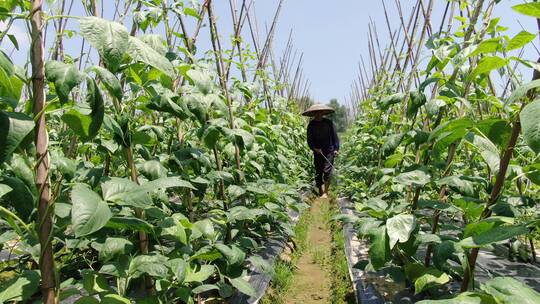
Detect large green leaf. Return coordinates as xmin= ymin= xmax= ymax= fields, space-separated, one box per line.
xmin=101 ymin=177 xmax=152 ymax=209
xmin=407 ymin=91 xmax=427 ymax=118
xmin=86 ymin=77 xmax=105 ymax=139
xmin=71 ymin=184 xmax=112 ymax=237
xmin=476 ymin=119 xmax=511 ymax=148
xmin=417 ymin=292 xmax=496 ymax=304
xmin=465 ymin=132 xmax=500 ymax=174
xmin=394 ymin=170 xmax=431 ymax=187
xmin=0 ymin=270 xmax=40 ymax=302
xmin=215 ymin=244 xmax=246 ymax=265
xmin=386 ymin=213 xmax=416 ymax=249
xmin=128 ymin=36 xmax=175 ymax=77
xmin=0 ymin=111 xmax=34 ymax=164
xmin=141 ymin=176 xmax=196 ymax=191
xmin=507 ymin=31 xmax=536 ymax=51
xmin=184 ymin=264 xmax=215 ymax=283
xmin=470 ymin=38 xmax=501 ymax=56
xmin=437 ymin=175 xmax=476 ymax=197
xmin=1 ymin=176 xmax=35 ymax=220
xmin=512 ymin=2 xmax=540 ymax=19
xmin=79 ymin=17 xmax=129 ymax=72
xmin=520 ymin=99 xmax=540 ymax=153
xmin=45 ymin=60 xmax=82 ymax=104
xmin=105 ymin=216 xmax=154 ymax=233
xmin=379 ymin=93 xmax=404 ymax=110
xmin=507 ymin=79 xmax=540 ymax=104
xmin=414 ymin=269 xmax=450 ymax=294
xmin=62 ymin=78 xmax=104 ymax=140
xmin=481 ymin=277 xmax=540 ymax=304
xmin=229 ymin=277 xmax=256 ymax=297
xmin=369 ymin=226 xmax=391 ymax=270
xmin=91 ymin=65 xmax=122 ymax=102
xmin=471 ymin=56 xmax=508 ymax=78
xmin=459 ymin=225 xmax=528 ymax=248
xmin=95 ymin=237 xmax=133 ymax=261
xmin=129 ymin=254 xmax=169 ymax=279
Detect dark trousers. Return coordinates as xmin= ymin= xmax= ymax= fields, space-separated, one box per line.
xmin=314 ymin=151 xmax=334 ymax=187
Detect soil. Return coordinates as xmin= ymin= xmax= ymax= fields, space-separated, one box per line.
xmin=282 ymin=197 xmax=332 ymax=303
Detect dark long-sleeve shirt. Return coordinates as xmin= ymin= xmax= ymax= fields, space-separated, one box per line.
xmin=307 ymin=118 xmax=340 ymax=152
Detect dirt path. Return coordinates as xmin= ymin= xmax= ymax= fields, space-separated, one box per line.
xmin=283 ymin=197 xmax=332 ymax=303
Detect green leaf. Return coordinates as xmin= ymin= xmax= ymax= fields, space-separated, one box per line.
xmin=378 ymin=93 xmax=404 ymax=110
xmin=414 ymin=269 xmax=450 ymax=294
xmin=184 ymin=264 xmax=215 ymax=283
xmin=229 ymin=277 xmax=256 ymax=297
xmin=168 ymin=258 xmax=187 ymax=283
xmin=79 ymin=17 xmax=129 ymax=72
xmin=61 ymin=108 xmax=92 ymax=139
xmin=507 ymin=79 xmax=540 ymax=104
xmin=227 ymin=185 xmax=246 ymax=200
xmin=417 ymin=292 xmax=496 ymax=304
xmin=369 ymin=226 xmax=391 ymax=270
xmin=71 ymin=184 xmax=112 ymax=237
xmin=0 ymin=270 xmax=40 ymax=303
xmin=436 ymin=176 xmax=476 ymax=197
xmin=507 ymin=31 xmax=536 ymax=51
xmin=139 ymin=160 xmax=167 ymax=180
xmin=382 ymin=133 xmax=404 ymax=155
xmin=96 ymin=237 xmax=133 ymax=261
xmin=128 ymin=36 xmax=175 ymax=77
xmin=105 ymin=216 xmax=154 ymax=233
xmin=1 ymin=176 xmax=35 ymax=220
xmin=465 ymin=132 xmax=500 ymax=174
xmin=459 ymin=225 xmax=528 ymax=248
xmin=471 ymin=56 xmax=508 ymax=78
xmin=407 ymin=90 xmax=427 ymax=118
xmin=215 ymin=244 xmax=246 ymax=265
xmin=142 ymin=176 xmax=196 ymax=191
xmin=394 ymin=170 xmax=431 ymax=187
xmin=520 ymin=99 xmax=540 ymax=153
xmin=82 ymin=270 xmax=111 ymax=293
xmin=386 ymin=214 xmax=416 ymax=249
xmin=470 ymin=38 xmax=501 ymax=56
xmin=0 ymin=111 xmax=34 ymax=164
xmin=90 ymin=65 xmax=122 ymax=102
xmin=85 ymin=77 xmax=105 ymax=139
xmin=476 ymin=119 xmax=511 ymax=148
xmin=0 ymin=183 xmax=12 ymax=197
xmin=192 ymin=284 xmax=219 ymax=294
xmin=481 ymin=277 xmax=540 ymax=304
xmin=201 ymin=125 xmax=221 ymax=149
xmin=512 ymin=2 xmax=540 ymax=19
xmin=101 ymin=177 xmax=152 ymax=209
xmin=129 ymin=254 xmax=169 ymax=278
xmin=45 ymin=60 xmax=82 ymax=104
xmin=101 ymin=294 xmax=131 ymax=304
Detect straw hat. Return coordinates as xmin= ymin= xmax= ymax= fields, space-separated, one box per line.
xmin=301 ymin=103 xmax=335 ymax=117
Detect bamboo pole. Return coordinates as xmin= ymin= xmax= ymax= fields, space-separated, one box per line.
xmin=31 ymin=0 xmax=55 ymax=303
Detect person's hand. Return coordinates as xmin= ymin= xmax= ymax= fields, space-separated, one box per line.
xmin=334 ymin=150 xmax=339 ymax=156
xmin=314 ymin=148 xmax=322 ymax=154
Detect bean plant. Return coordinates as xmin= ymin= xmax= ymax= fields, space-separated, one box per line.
xmin=0 ymin=0 xmax=311 ymax=303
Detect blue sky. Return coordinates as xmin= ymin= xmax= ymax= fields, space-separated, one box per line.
xmin=1 ymin=0 xmax=538 ymax=104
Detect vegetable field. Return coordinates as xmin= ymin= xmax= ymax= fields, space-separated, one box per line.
xmin=0 ymin=0 xmax=312 ymax=303
xmin=338 ymin=0 xmax=540 ymax=303
xmin=3 ymin=0 xmax=540 ymax=303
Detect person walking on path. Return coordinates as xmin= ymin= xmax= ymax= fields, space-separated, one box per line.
xmin=303 ymin=104 xmax=340 ymax=198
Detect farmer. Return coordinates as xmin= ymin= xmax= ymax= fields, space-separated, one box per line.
xmin=303 ymin=104 xmax=340 ymax=198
